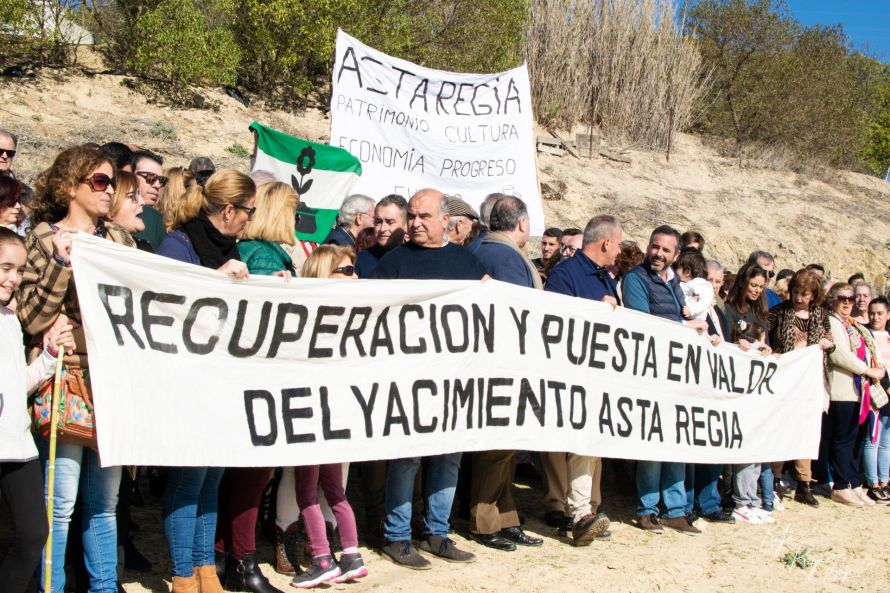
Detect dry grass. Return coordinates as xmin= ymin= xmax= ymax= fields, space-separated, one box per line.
xmin=526 ymin=0 xmax=710 ymax=150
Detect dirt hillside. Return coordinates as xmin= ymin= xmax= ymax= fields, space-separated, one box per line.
xmin=2 ymin=68 xmax=888 ymax=282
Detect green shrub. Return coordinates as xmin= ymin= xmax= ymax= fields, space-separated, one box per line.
xmin=225 ymin=143 xmax=249 ymax=158
xmin=130 ymin=0 xmax=240 ymax=86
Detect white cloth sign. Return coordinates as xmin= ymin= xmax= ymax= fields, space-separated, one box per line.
xmin=329 ymin=29 xmax=545 ymax=234
xmin=70 ymin=235 xmax=825 ymax=467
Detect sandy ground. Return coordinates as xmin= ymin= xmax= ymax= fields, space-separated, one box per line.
xmin=2 ymin=68 xmax=889 ymax=280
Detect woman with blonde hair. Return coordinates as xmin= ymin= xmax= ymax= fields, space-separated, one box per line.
xmin=156 ymin=166 xmax=195 ymax=232
xmin=236 ymin=182 xmax=298 ymax=277
xmin=17 ymin=144 xmax=134 ymax=593
xmin=157 ymin=168 xmax=255 ymax=593
xmin=105 ymin=170 xmax=151 ymax=251
xmin=213 ymin=182 xmax=297 ymax=593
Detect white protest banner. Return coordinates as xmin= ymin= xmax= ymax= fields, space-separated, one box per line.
xmin=70 ymin=235 xmax=824 ymax=467
xmin=329 ymin=29 xmax=545 ymax=234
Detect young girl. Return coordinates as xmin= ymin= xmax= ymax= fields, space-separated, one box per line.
xmin=0 ymin=227 xmax=74 ymax=593
xmin=675 ymin=248 xmax=714 ymax=321
xmin=729 ymin=319 xmax=776 ymax=524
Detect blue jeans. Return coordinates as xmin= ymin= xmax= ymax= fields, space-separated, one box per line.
xmin=384 ymin=453 xmax=461 ymax=542
xmin=689 ymin=463 xmax=723 ymax=516
xmin=862 ymin=413 xmax=890 ymax=485
xmin=759 ymin=465 xmax=775 ymax=511
xmin=162 ymin=467 xmax=224 ymax=577
xmin=37 ymin=441 xmax=121 ymax=593
xmin=636 ymin=460 xmax=686 ymax=519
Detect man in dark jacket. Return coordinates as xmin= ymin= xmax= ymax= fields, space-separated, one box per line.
xmin=467 ymin=196 xmax=544 ymax=552
xmin=623 ymin=225 xmax=705 ymax=536
xmin=540 ymin=215 xmax=621 ymax=546
xmin=355 ymin=194 xmax=407 ymax=277
xmin=323 ymin=194 xmax=375 ymax=247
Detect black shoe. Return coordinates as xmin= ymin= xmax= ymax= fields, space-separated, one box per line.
xmin=543 ymin=510 xmax=565 ymax=528
xmin=123 ymin=538 xmax=152 ymax=572
xmin=699 ymin=509 xmax=736 ymax=524
xmin=794 ymin=482 xmax=820 ymax=507
xmin=419 ymin=535 xmax=476 ymax=563
xmin=381 ymin=541 xmax=431 ymax=570
xmin=867 ymin=486 xmax=890 ymax=502
xmin=556 ymin=515 xmax=573 ymax=537
xmin=227 ymin=552 xmax=285 ymax=593
xmin=470 ymin=532 xmax=516 ymax=551
xmin=499 ymin=526 xmax=543 ymax=547
xmin=571 ymin=513 xmax=611 ymax=546
xmin=215 ymin=550 xmax=227 ymax=583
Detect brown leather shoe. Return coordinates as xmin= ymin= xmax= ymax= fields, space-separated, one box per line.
xmin=172 ymin=574 xmax=199 ymax=593
xmin=195 ymin=564 xmax=224 ymax=593
xmin=274 ymin=522 xmax=301 ymax=575
xmin=572 ymin=513 xmax=611 ymax=546
xmin=637 ymin=514 xmax=663 ymax=534
xmin=660 ymin=516 xmax=702 ymax=536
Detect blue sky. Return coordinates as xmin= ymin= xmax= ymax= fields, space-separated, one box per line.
xmin=786 ymin=0 xmax=890 ymax=61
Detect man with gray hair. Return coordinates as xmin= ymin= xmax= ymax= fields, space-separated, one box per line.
xmin=370 ymin=188 xmax=486 ymax=569
xmin=323 ymin=193 xmax=376 ymax=247
xmin=538 ymin=214 xmax=623 ymax=546
xmin=468 ymin=192 xmax=508 ymax=251
xmin=466 ymin=196 xmax=544 ymax=552
xmin=0 ymin=129 xmax=18 ymax=178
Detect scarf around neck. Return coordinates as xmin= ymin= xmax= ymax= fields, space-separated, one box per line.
xmin=483 ymin=231 xmax=543 ymax=290
xmin=180 ymin=212 xmax=240 ymax=270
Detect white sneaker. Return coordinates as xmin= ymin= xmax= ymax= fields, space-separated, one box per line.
xmin=753 ymin=507 xmax=776 ymax=524
xmin=773 ymin=493 xmax=785 ymax=511
xmin=732 ymin=506 xmax=763 ymax=524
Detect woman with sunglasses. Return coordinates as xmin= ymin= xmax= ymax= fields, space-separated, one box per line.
xmin=287 ymin=245 xmax=364 ymax=589
xmin=157 ymin=168 xmax=255 ymax=593
xmin=0 ymin=176 xmax=23 ymax=232
xmin=212 ymin=181 xmax=297 ymax=593
xmin=825 ymin=283 xmax=887 ymax=507
xmin=17 ymin=145 xmax=134 ymax=593
xmin=106 ymin=170 xmax=150 ymax=252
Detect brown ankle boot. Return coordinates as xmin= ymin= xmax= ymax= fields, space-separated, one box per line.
xmin=172 ymin=574 xmax=200 ymax=593
xmin=195 ymin=564 xmax=224 ymax=593
xmin=274 ymin=522 xmax=301 ymax=575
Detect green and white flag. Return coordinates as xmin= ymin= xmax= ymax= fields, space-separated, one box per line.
xmin=249 ymin=121 xmax=362 ymax=243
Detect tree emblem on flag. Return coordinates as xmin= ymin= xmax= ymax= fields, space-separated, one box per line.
xmin=291 ymin=146 xmax=316 ymax=196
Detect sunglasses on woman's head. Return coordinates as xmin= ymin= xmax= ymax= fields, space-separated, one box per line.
xmin=136 ymin=171 xmax=169 ymax=187
xmin=333 ymin=265 xmax=355 ymax=276
xmin=82 ymin=173 xmax=116 ymax=192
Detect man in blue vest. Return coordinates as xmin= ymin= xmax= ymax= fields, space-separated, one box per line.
xmin=541 ymin=214 xmax=622 ymax=545
xmin=623 ymin=225 xmax=706 ymax=536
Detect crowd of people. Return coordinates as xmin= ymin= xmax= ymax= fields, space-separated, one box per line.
xmin=1 ymin=128 xmax=890 ymax=593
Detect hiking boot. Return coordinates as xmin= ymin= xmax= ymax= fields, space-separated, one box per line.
xmin=661 ymin=516 xmax=702 ymax=536
xmin=331 ymin=552 xmax=368 ymax=583
xmin=290 ymin=554 xmax=340 ymax=589
xmin=794 ymin=482 xmax=819 ymax=507
xmin=699 ymin=509 xmax=735 ymax=523
xmin=419 ymin=535 xmax=476 ymax=563
xmin=637 ymin=514 xmax=663 ymax=534
xmin=274 ymin=523 xmax=301 ymax=576
xmin=381 ymin=541 xmax=431 ymax=570
xmin=852 ymin=486 xmax=876 ymax=506
xmin=831 ymin=487 xmax=865 ymax=507
xmin=571 ymin=513 xmax=611 ymax=546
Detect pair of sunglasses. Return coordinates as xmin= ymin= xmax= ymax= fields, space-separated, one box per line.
xmin=136 ymin=171 xmax=169 ymax=187
xmin=82 ymin=173 xmax=116 ymax=192
xmin=234 ymin=205 xmax=256 ymax=221
xmin=0 ymin=149 xmax=16 ymax=158
xmin=333 ymin=265 xmax=356 ymax=276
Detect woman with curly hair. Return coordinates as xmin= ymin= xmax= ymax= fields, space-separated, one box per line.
xmin=17 ymin=144 xmax=134 ymax=593
xmin=766 ymin=269 xmax=835 ymax=506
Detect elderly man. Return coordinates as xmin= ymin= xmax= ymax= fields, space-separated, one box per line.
xmin=0 ymin=129 xmax=18 ymax=178
xmin=623 ymin=225 xmax=706 ymax=536
xmin=560 ymin=227 xmax=583 ymax=258
xmin=132 ymin=149 xmax=168 ymax=250
xmin=540 ymin=215 xmax=621 ymax=546
xmin=467 ymin=196 xmax=544 ymax=551
xmin=370 ymin=189 xmax=486 ymax=569
xmin=445 ymin=196 xmax=480 ymax=246
xmin=323 ymin=194 xmax=376 ymax=247
xmin=468 ymin=192 xmax=507 ymax=251
xmin=355 ymin=194 xmax=407 ymax=277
